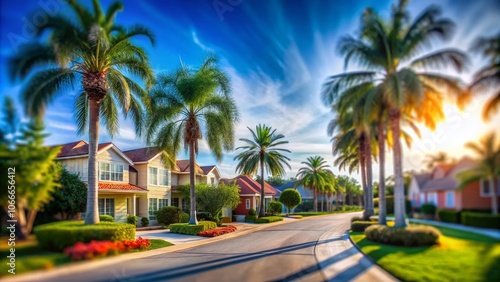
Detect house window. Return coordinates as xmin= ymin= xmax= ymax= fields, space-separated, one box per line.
xmin=480 ymin=179 xmax=500 ymax=197
xmin=158 ymin=199 xmax=169 ymax=209
xmin=99 ymin=162 xmax=123 ymax=181
xmin=149 ymin=167 xmax=158 ymax=185
xmin=181 ymin=199 xmax=190 ymax=212
xmin=159 ymin=169 xmax=170 ymax=186
xmin=172 ymin=198 xmax=179 ymax=208
xmin=98 ymin=198 xmax=114 ymax=217
xmin=148 ymin=198 xmax=158 ymax=220
xmin=445 ymin=191 xmax=455 ymax=208
xmin=246 ymin=199 xmax=250 ymax=209
xmin=211 ymin=177 xmax=215 ymax=185
xmin=420 ymin=193 xmax=425 ymax=205
xmin=428 ymin=192 xmax=438 ymax=206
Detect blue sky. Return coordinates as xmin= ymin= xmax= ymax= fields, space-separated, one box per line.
xmin=1 ymin=0 xmax=499 ymax=181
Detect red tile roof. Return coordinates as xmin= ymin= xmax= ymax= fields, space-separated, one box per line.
xmin=55 ymin=140 xmax=113 ymax=158
xmin=123 ymin=147 xmax=161 ymax=163
xmin=176 ymin=160 xmax=203 ymax=174
xmin=98 ymin=182 xmax=148 ymax=192
xmin=221 ymin=175 xmax=277 ymax=195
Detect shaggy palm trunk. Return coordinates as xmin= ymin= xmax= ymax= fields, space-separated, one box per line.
xmin=188 ymin=140 xmax=198 ymax=224
xmin=85 ymin=99 xmax=100 ymax=224
xmin=365 ymin=134 xmax=374 ymax=218
xmin=320 ymin=192 xmax=324 ymax=212
xmin=359 ymin=139 xmax=368 ymax=218
xmin=390 ymin=109 xmax=407 ymax=227
xmin=378 ymin=118 xmax=387 ymax=225
xmin=259 ymin=154 xmax=265 ymax=217
xmin=313 ymin=185 xmax=318 ymax=212
xmin=489 ymin=177 xmax=499 ymax=215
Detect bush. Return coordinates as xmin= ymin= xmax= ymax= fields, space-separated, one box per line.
xmin=245 ymin=215 xmax=257 ymax=222
xmin=248 ymin=209 xmax=257 ymax=216
xmin=141 ymin=217 xmax=149 ymax=227
xmin=180 ymin=212 xmax=190 ymax=223
xmin=421 ymin=204 xmax=437 ymax=215
xmin=350 ymin=216 xmax=364 ymax=223
xmin=279 ymin=189 xmax=302 ymax=213
xmin=373 ymin=196 xmax=412 ymax=214
xmin=461 ymin=212 xmax=500 ymax=229
xmin=127 ymin=215 xmax=137 ymax=226
xmin=438 ymin=209 xmax=460 ymax=223
xmin=170 ymin=221 xmax=217 ymax=235
xmin=255 ymin=216 xmax=283 ymax=223
xmin=64 ymin=237 xmax=150 ymax=261
xmin=156 ymin=206 xmax=182 ymax=226
xmin=365 ymin=225 xmax=441 ymax=246
xmin=196 ymin=212 xmax=212 ymax=221
xmin=351 ymin=221 xmax=377 ymax=232
xmin=34 ymin=221 xmax=135 ymax=251
xmin=267 ymin=201 xmax=283 ymax=215
xmin=99 ymin=215 xmax=114 ymax=222
xmin=198 ymin=226 xmax=237 ymax=237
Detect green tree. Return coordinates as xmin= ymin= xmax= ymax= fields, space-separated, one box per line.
xmin=146 ymin=56 xmax=239 ymax=225
xmin=255 ymin=175 xmax=287 ymax=187
xmin=457 ymin=132 xmax=500 ymax=215
xmin=279 ymin=189 xmax=302 ymax=215
xmin=323 ymin=0 xmax=467 ymax=227
xmin=9 ymin=0 xmax=155 ymax=224
xmin=295 ymin=156 xmax=335 ymax=212
xmin=469 ymin=32 xmax=500 ymax=120
xmin=43 ymin=166 xmax=87 ymax=220
xmin=234 ymin=124 xmax=291 ymax=217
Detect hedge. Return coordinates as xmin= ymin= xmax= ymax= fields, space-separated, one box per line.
xmin=245 ymin=215 xmax=258 ymax=222
xmin=156 ymin=206 xmax=182 ymax=226
xmin=99 ymin=215 xmax=114 ymax=222
xmin=255 ymin=216 xmax=283 ymax=224
xmin=461 ymin=212 xmax=500 ymax=229
xmin=438 ymin=209 xmax=460 ymax=223
xmin=373 ymin=196 xmax=412 ymax=214
xmin=351 ymin=221 xmax=377 ymax=232
xmin=180 ymin=212 xmax=190 ymax=223
xmin=34 ymin=221 xmax=135 ymax=251
xmin=350 ymin=216 xmax=364 ymax=223
xmin=169 ymin=221 xmax=217 ymax=235
xmin=421 ymin=204 xmax=437 ymax=215
xmin=365 ymin=225 xmax=441 ymax=246
xmin=267 ymin=201 xmax=283 ymax=215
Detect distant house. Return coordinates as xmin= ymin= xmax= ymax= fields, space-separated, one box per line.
xmin=409 ymin=157 xmax=500 ymax=211
xmin=221 ymin=175 xmax=278 ymax=215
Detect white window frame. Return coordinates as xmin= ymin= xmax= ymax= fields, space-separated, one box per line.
xmin=149 ymin=198 xmax=158 ymax=220
xmin=98 ymin=162 xmax=123 ymax=182
xmin=149 ymin=167 xmax=158 ymax=186
xmin=158 ymin=198 xmax=169 ymax=209
xmin=428 ymin=192 xmax=438 ymax=206
xmin=480 ymin=178 xmax=500 ymax=197
xmin=98 ymin=198 xmax=115 ymax=217
xmin=246 ymin=199 xmax=250 ymax=209
xmin=445 ymin=191 xmax=455 ymax=208
xmin=149 ymin=166 xmax=170 ymax=186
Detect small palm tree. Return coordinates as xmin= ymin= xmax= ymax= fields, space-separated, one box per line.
xmin=457 ymin=133 xmax=500 ymax=215
xmin=146 ymin=56 xmax=239 ymax=225
xmin=9 ymin=0 xmax=154 ymax=224
xmin=469 ymin=32 xmax=500 ymax=120
xmin=234 ymin=124 xmax=291 ymax=217
xmin=295 ymin=156 xmax=334 ymax=212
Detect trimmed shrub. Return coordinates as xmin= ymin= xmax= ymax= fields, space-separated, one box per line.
xmin=438 ymin=209 xmax=460 ymax=223
xmin=248 ymin=208 xmax=257 ymax=216
xmin=279 ymin=189 xmax=302 ymax=213
xmin=170 ymin=221 xmax=217 ymax=235
xmin=255 ymin=216 xmax=283 ymax=224
xmin=267 ymin=201 xmax=283 ymax=216
xmin=351 ymin=221 xmax=377 ymax=232
xmin=245 ymin=215 xmax=257 ymax=222
xmin=99 ymin=215 xmax=114 ymax=222
xmin=34 ymin=221 xmax=135 ymax=251
xmin=156 ymin=206 xmax=182 ymax=226
xmin=141 ymin=217 xmax=149 ymax=227
xmin=350 ymin=216 xmax=364 ymax=223
xmin=421 ymin=204 xmax=437 ymax=215
xmin=198 ymin=226 xmax=237 ymax=237
xmin=127 ymin=215 xmax=137 ymax=226
xmin=197 ymin=212 xmax=212 ymax=221
xmin=365 ymin=225 xmax=441 ymax=246
xmin=461 ymin=212 xmax=500 ymax=229
xmin=180 ymin=212 xmax=190 ymax=223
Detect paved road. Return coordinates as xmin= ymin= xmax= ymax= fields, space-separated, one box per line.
xmin=47 ymin=213 xmax=357 ymax=282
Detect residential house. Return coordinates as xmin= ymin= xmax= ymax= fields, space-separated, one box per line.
xmin=278 ymin=181 xmax=314 ymax=212
xmin=409 ymin=157 xmax=500 ymax=212
xmin=221 ymin=175 xmax=278 ymax=215
xmin=55 ymin=141 xmax=149 ymax=223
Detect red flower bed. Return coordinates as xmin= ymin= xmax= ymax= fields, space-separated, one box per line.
xmin=198 ymin=225 xmax=237 ymax=237
xmin=64 ymin=237 xmax=151 ymax=261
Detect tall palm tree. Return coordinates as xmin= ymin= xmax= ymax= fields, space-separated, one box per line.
xmin=234 ymin=124 xmax=291 ymax=217
xmin=9 ymin=0 xmax=154 ymax=224
xmin=146 ymin=56 xmax=239 ymax=225
xmin=457 ymin=133 xmax=500 ymax=215
xmin=323 ymin=0 xmax=468 ymax=227
xmin=469 ymin=32 xmax=500 ymax=120
xmin=295 ymin=156 xmax=334 ymax=212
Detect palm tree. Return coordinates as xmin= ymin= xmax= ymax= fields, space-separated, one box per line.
xmin=457 ymin=133 xmax=500 ymax=215
xmin=234 ymin=124 xmax=291 ymax=217
xmin=9 ymin=0 xmax=154 ymax=224
xmin=146 ymin=56 xmax=239 ymax=225
xmin=323 ymin=0 xmax=468 ymax=227
xmin=469 ymin=32 xmax=500 ymax=120
xmin=423 ymin=151 xmax=452 ymax=171
xmin=295 ymin=156 xmax=335 ymax=212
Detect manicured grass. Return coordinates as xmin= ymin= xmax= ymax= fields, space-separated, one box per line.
xmin=350 ymin=226 xmax=500 ymax=282
xmin=255 ymin=216 xmax=284 ymax=223
xmin=0 ymin=238 xmax=172 ymax=276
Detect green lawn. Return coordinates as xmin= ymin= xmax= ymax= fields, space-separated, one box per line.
xmin=0 ymin=239 xmax=172 ymax=276
xmin=350 ymin=226 xmax=500 ymax=282
xmin=292 ymin=209 xmax=362 ymax=217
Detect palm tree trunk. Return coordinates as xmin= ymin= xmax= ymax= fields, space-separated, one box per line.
xmin=365 ymin=133 xmax=374 ymax=218
xmin=85 ymin=100 xmax=100 ymax=224
xmin=378 ymin=118 xmax=387 ymax=225
xmin=390 ymin=109 xmax=407 ymax=227
xmin=321 ymin=191 xmax=324 ymax=212
xmin=188 ymin=139 xmax=198 ymax=224
xmin=259 ymin=155 xmax=265 ymax=217
xmin=313 ymin=185 xmax=318 ymax=212
xmin=489 ymin=177 xmax=498 ymax=215
xmin=359 ymin=139 xmax=368 ymax=218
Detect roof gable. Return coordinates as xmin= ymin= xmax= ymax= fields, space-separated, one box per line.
xmin=123 ymin=147 xmax=162 ymax=163
xmin=54 ymin=140 xmax=134 ymax=166
xmin=222 ymin=175 xmax=277 ymax=195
